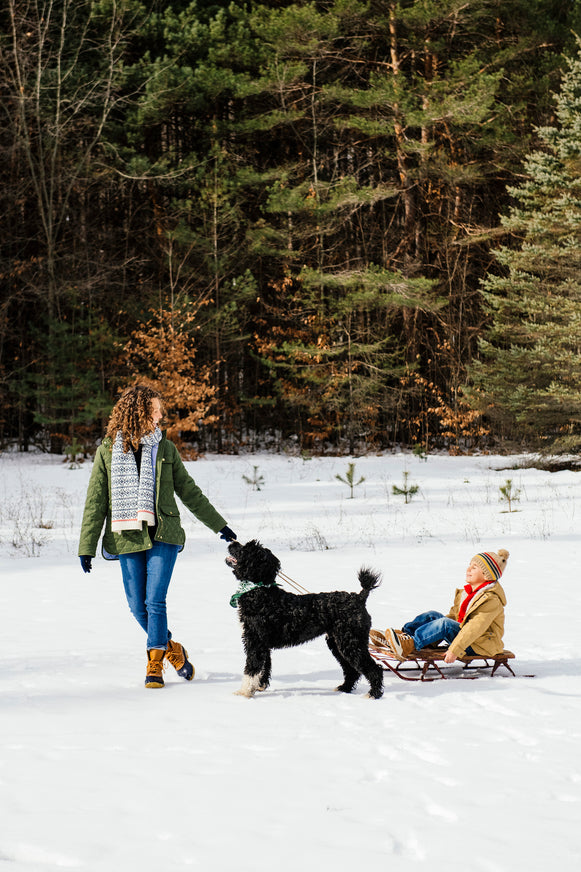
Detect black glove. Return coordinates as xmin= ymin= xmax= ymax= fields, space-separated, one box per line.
xmin=80 ymin=556 xmax=92 ymax=573
xmin=219 ymin=526 xmax=237 ymax=543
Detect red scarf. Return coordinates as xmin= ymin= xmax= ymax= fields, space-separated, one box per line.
xmin=458 ymin=581 xmax=493 ymax=624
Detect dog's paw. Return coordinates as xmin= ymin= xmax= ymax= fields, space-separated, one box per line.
xmin=364 ymin=691 xmax=383 ymax=700
xmin=234 ymin=674 xmax=262 ymax=697
xmin=334 ymin=684 xmax=354 ymax=694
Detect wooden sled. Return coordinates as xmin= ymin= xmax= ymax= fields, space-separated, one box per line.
xmin=369 ymin=631 xmax=516 ymax=682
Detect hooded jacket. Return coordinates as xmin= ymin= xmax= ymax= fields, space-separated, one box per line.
xmin=446 ymin=581 xmax=507 ymax=658
xmin=78 ymin=434 xmax=226 ymax=558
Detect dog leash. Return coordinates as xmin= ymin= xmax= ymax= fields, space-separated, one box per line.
xmin=228 ymin=539 xmax=311 ymax=595
xmin=277 ymin=570 xmax=311 ymax=595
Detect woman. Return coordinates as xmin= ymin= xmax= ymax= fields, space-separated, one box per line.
xmin=78 ymin=385 xmax=236 ymax=688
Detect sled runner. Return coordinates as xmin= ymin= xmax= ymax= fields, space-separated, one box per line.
xmin=369 ymin=630 xmax=516 ymax=682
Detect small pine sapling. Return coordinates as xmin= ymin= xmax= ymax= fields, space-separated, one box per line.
xmin=335 ymin=462 xmax=365 ymax=499
xmin=242 ymin=465 xmax=265 ymax=491
xmin=412 ymin=443 xmax=428 ymax=462
xmin=63 ymin=438 xmax=84 ymax=469
xmin=499 ymin=478 xmax=521 ymax=512
xmin=392 ymin=470 xmax=419 ymax=504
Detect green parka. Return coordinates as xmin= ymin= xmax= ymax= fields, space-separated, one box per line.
xmin=78 ymin=434 xmax=227 ymax=558
xmin=446 ymin=581 xmax=507 ymax=658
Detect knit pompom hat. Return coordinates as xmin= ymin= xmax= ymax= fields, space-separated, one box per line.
xmin=472 ymin=548 xmax=509 ymax=581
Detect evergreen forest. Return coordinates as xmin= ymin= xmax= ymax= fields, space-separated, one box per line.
xmin=2 ymin=0 xmax=581 ymax=456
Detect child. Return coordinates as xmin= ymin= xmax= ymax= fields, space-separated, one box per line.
xmin=384 ymin=548 xmax=509 ymax=663
xmin=78 ymin=385 xmax=237 ymax=688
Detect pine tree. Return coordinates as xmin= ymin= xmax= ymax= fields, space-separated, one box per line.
xmin=242 ymin=1 xmax=446 ymax=449
xmin=468 ymin=42 xmax=581 ymax=450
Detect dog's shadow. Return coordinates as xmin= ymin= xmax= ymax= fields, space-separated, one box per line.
xmin=197 ymin=671 xmax=242 ymax=684
xmin=254 ymin=669 xmax=354 ymax=697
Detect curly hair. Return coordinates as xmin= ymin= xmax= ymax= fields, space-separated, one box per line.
xmin=106 ymin=385 xmax=165 ymax=452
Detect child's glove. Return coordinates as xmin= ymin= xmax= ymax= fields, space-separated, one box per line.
xmin=219 ymin=526 xmax=237 ymax=542
xmin=80 ymin=556 xmax=92 ymax=573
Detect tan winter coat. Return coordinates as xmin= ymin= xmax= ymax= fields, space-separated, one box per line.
xmin=446 ymin=581 xmax=507 ymax=658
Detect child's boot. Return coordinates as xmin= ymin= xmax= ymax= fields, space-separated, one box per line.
xmin=385 ymin=628 xmax=417 ymax=661
xmin=165 ymin=639 xmax=195 ymax=681
xmin=145 ymin=648 xmax=166 ymax=688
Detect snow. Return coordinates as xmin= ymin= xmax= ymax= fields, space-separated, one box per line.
xmin=1 ymin=450 xmax=580 ymax=871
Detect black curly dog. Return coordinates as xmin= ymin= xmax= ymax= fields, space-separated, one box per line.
xmin=226 ymin=539 xmax=384 ymax=699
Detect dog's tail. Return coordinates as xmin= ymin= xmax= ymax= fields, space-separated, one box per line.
xmin=358 ymin=567 xmax=382 ymax=596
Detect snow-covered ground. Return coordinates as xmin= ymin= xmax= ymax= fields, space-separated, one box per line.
xmin=1 ymin=450 xmax=580 ymax=871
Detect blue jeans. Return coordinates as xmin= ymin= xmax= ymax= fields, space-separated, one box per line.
xmin=119 ymin=542 xmax=180 ymax=649
xmin=402 ymin=611 xmax=475 ymax=654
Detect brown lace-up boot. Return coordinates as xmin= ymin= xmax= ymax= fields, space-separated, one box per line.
xmin=385 ymin=628 xmax=417 ymax=661
xmin=165 ymin=639 xmax=195 ymax=681
xmin=145 ymin=648 xmax=166 ymax=688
